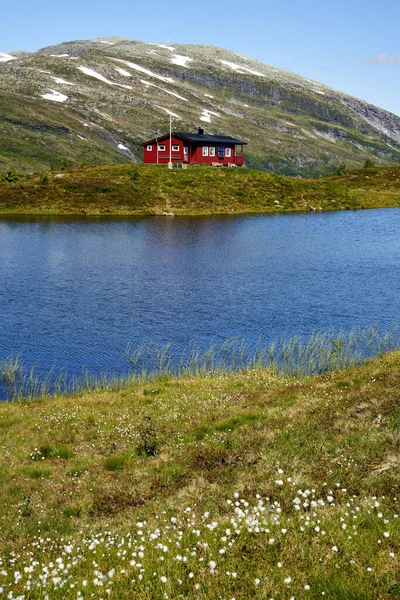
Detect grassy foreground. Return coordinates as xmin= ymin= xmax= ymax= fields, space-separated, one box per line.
xmin=0 ymin=352 xmax=399 ymax=598
xmin=0 ymin=163 xmax=399 ymax=215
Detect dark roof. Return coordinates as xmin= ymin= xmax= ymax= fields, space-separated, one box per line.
xmin=142 ymin=131 xmax=247 ymax=146
xmin=174 ymin=132 xmax=247 ymax=145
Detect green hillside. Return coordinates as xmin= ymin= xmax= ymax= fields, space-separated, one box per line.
xmin=0 ymin=37 xmax=399 ymax=176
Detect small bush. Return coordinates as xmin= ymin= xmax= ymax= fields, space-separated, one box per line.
xmin=21 ymin=495 xmax=32 ymax=517
xmin=334 ymin=163 xmax=347 ymax=176
xmin=128 ymin=169 xmax=140 ymax=181
xmin=136 ymin=416 xmax=160 ymax=457
xmin=0 ymin=167 xmax=22 ymax=184
xmin=363 ymin=158 xmax=375 ymax=169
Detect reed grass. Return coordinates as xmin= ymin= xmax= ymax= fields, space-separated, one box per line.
xmin=126 ymin=323 xmax=398 ymax=378
xmin=1 ymin=323 xmax=397 ymax=401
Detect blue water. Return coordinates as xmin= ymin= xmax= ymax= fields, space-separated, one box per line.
xmin=0 ymin=208 xmax=399 ymax=380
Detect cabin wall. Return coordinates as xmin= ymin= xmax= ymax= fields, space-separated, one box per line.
xmin=143 ymin=137 xmax=187 ymax=164
xmin=191 ymin=143 xmax=236 ymax=166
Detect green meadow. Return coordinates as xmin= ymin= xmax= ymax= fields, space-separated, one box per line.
xmin=0 ymin=163 xmax=399 ymax=216
xmin=0 ymin=328 xmax=399 ymax=598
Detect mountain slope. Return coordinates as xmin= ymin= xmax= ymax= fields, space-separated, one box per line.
xmin=0 ymin=37 xmax=399 ymax=176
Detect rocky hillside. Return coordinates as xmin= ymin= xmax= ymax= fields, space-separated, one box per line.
xmin=0 ymin=37 xmax=399 ymax=176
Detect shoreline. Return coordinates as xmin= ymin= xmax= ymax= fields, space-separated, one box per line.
xmin=0 ymin=203 xmax=398 ymax=217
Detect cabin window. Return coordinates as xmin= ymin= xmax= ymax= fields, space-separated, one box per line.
xmin=172 ymin=145 xmax=180 ymax=152
xmin=202 ymin=146 xmax=209 ymax=156
xmin=209 ymin=147 xmax=216 ymax=157
xmin=184 ymin=146 xmax=189 ymax=155
xmin=158 ymin=145 xmax=166 ymax=151
xmin=226 ymin=147 xmax=232 ymax=157
xmin=147 ymin=145 xmax=152 ymax=151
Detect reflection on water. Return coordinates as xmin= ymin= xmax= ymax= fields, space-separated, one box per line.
xmin=0 ymin=209 xmax=399 ymax=381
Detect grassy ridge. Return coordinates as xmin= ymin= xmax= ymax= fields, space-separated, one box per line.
xmin=0 ymin=163 xmax=399 ymax=215
xmin=0 ymin=352 xmax=399 ymax=598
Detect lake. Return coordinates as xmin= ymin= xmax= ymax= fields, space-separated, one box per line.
xmin=1 ymin=208 xmax=400 ymax=384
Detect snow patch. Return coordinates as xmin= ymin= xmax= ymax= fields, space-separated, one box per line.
xmin=148 ymin=43 xmax=176 ymax=52
xmin=171 ymin=55 xmax=193 ymax=67
xmin=99 ymin=41 xmax=115 ymax=45
xmin=77 ymin=135 xmax=86 ymax=140
xmin=50 ymin=76 xmax=74 ymax=85
xmin=77 ymin=65 xmax=132 ymax=89
xmin=114 ymin=67 xmax=132 ymax=77
xmin=200 ymin=109 xmax=220 ymax=123
xmin=42 ymin=89 xmax=69 ymax=103
xmin=50 ymin=54 xmax=69 ymax=58
xmin=77 ymin=65 xmax=116 ymax=84
xmin=0 ymin=52 xmax=17 ymax=62
xmin=154 ymin=105 xmax=181 ymax=119
xmin=204 ymin=93 xmax=214 ymax=98
xmin=118 ymin=143 xmax=129 ymax=150
xmin=140 ymin=79 xmax=187 ymax=101
xmin=109 ymin=58 xmax=175 ymax=83
xmin=219 ymin=60 xmax=264 ymax=77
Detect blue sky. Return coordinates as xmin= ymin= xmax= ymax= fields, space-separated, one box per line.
xmin=2 ymin=0 xmax=399 ymax=115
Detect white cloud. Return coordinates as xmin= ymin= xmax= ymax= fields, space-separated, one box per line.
xmin=364 ymin=52 xmax=400 ymax=64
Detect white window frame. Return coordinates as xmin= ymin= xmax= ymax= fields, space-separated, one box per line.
xmin=147 ymin=145 xmax=152 ymax=151
xmin=209 ymin=147 xmax=216 ymax=157
xmin=172 ymin=145 xmax=180 ymax=152
xmin=184 ymin=146 xmax=189 ymax=155
xmin=202 ymin=146 xmax=209 ymax=157
xmin=225 ymin=147 xmax=232 ymax=157
xmin=158 ymin=145 xmax=166 ymax=152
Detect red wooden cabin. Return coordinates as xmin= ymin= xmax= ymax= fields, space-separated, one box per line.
xmin=142 ymin=128 xmax=247 ymax=167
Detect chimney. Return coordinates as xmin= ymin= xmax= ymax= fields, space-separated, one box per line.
xmin=198 ymin=127 xmax=205 ymax=135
